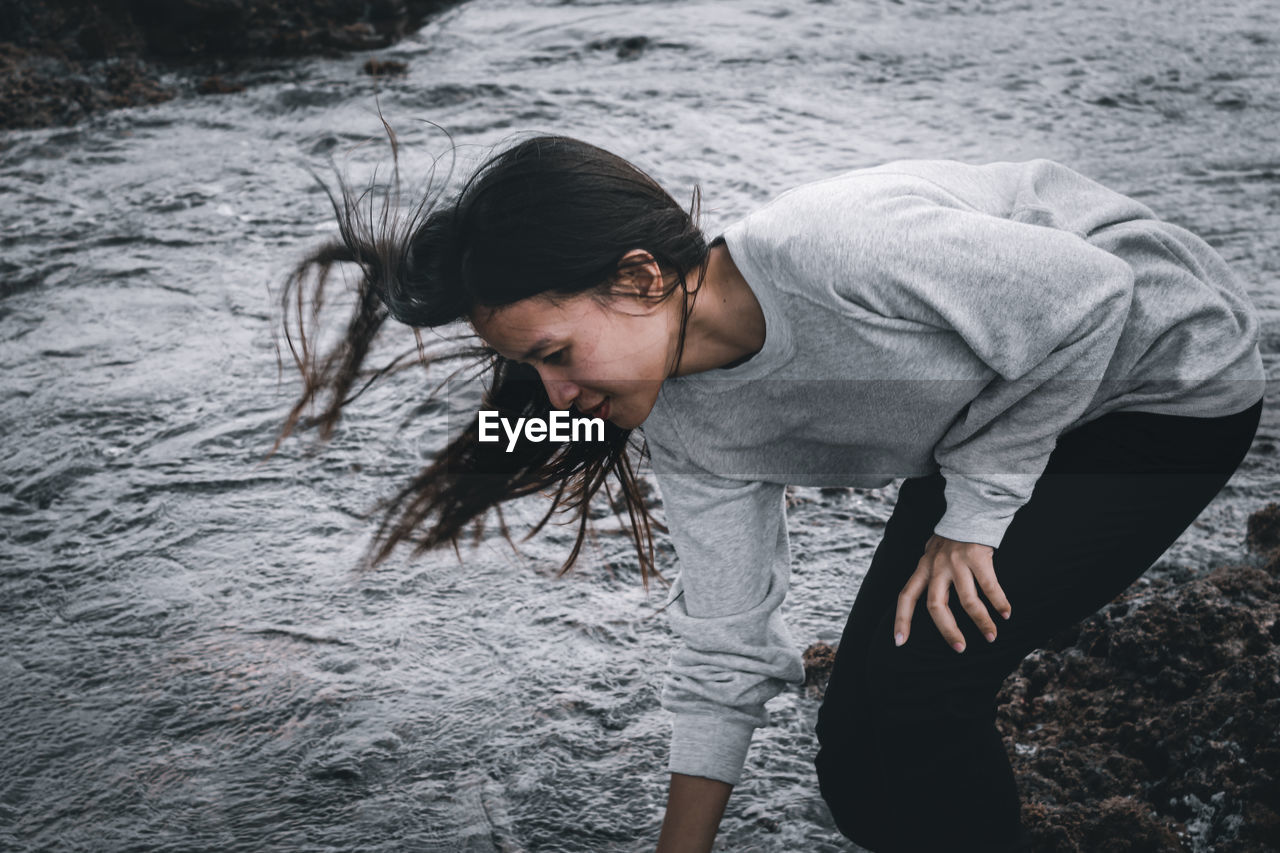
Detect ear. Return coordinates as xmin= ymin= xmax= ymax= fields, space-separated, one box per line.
xmin=615 ymin=249 xmax=666 ymax=299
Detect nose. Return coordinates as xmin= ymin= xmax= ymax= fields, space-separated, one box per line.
xmin=537 ymin=367 xmax=581 ymax=410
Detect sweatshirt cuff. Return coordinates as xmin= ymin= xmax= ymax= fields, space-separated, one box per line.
xmin=933 ymin=513 xmax=1010 ymax=550
xmin=668 ymin=714 xmax=757 ymax=786
xmin=933 ymin=475 xmax=1034 ymax=549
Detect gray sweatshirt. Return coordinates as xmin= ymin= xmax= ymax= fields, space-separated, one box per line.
xmin=639 ymin=158 xmax=1266 ymax=786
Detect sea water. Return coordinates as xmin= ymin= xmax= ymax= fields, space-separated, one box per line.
xmin=2 ymin=0 xmax=1278 ymax=850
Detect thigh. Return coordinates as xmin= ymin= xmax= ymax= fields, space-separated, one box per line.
xmin=988 ymin=399 xmax=1261 ymax=646
xmin=867 ymin=467 xmax=1240 ymax=721
xmin=820 ymin=397 xmax=1263 ymax=728
xmin=877 ymin=400 xmax=1260 ymax=699
xmin=814 ymin=472 xmax=946 ymax=748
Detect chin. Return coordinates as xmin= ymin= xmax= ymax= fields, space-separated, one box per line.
xmin=605 ymin=408 xmax=634 ymax=430
xmin=617 ymin=394 xmax=659 ymax=430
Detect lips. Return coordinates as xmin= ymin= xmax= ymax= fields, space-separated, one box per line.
xmin=581 ymin=397 xmax=610 ymax=419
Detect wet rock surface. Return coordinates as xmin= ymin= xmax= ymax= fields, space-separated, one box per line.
xmin=802 ymin=640 xmax=837 ymax=700
xmin=998 ymin=558 xmax=1280 ymax=852
xmin=0 ymin=0 xmax=461 ymax=129
xmin=1246 ymin=501 xmax=1280 ymax=570
xmin=805 ymin=503 xmax=1280 ymax=852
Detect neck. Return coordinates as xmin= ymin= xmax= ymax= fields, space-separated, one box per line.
xmin=671 ymin=242 xmax=766 ymax=377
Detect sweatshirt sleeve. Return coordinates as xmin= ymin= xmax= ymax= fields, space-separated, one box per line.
xmin=644 ymin=431 xmax=805 ymax=786
xmin=855 ymin=192 xmax=1136 ymax=548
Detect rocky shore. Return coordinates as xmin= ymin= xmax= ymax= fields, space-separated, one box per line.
xmin=803 ymin=502 xmax=1280 ymax=852
xmin=0 ymin=0 xmax=460 ymax=129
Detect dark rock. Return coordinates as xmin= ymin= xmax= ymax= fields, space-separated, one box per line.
xmin=0 ymin=45 xmax=173 ymax=132
xmin=996 ymin=560 xmax=1280 ymax=851
xmin=1022 ymin=797 xmax=1185 ymax=852
xmin=0 ymin=0 xmax=464 ymax=129
xmin=1246 ymin=502 xmax=1280 ymax=574
xmin=587 ymin=35 xmax=651 ymax=60
xmin=196 ymin=74 xmax=245 ymax=94
xmin=362 ymin=57 xmax=407 ymax=76
xmin=802 ymin=641 xmax=836 ymax=698
xmin=754 ymin=816 xmax=781 ymax=833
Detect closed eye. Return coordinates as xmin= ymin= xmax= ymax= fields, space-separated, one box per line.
xmin=542 ymin=349 xmax=567 ymax=365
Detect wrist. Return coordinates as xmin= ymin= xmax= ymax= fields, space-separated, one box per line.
xmin=656 ymin=773 xmax=733 ymax=853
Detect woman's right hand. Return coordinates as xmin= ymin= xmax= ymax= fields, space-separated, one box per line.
xmin=655 ymin=773 xmax=733 ymax=853
xmin=893 ymin=533 xmax=1010 ymax=651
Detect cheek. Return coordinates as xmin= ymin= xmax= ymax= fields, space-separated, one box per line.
xmin=580 ymin=309 xmax=670 ymax=381
xmin=620 ymin=316 xmax=670 ymax=364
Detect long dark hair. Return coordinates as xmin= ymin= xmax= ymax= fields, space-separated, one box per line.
xmin=275 ymin=127 xmax=710 ymax=585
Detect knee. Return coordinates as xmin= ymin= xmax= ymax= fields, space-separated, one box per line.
xmin=812 ymin=618 xmax=966 ymax=767
xmin=814 ymin=684 xmax=923 ymax=850
xmin=815 ymin=743 xmax=893 ymax=851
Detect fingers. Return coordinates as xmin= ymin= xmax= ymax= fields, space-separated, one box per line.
xmin=893 ymin=566 xmax=930 ymax=647
xmin=893 ymin=540 xmax=1013 ymax=654
xmin=926 ymin=571 xmax=965 ymax=652
xmin=952 ymin=567 xmax=998 ymax=645
xmin=970 ymin=551 xmax=1012 ymax=621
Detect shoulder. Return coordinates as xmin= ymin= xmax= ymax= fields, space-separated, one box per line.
xmin=719 ymin=161 xmax=993 ymax=296
xmin=736 ymin=158 xmax=1109 ymax=231
xmin=726 ymin=160 xmax=1015 ymax=255
xmin=725 ymin=157 xmax=1127 ymax=264
xmin=746 ymin=159 xmax=1032 ymax=215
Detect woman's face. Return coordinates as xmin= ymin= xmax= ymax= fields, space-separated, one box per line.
xmin=470 ymin=267 xmax=680 ymax=431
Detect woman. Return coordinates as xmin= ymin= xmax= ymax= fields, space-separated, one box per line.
xmin=278 ymin=134 xmax=1266 ymax=852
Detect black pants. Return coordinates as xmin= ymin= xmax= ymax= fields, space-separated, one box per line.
xmin=813 ymin=397 xmax=1264 ymax=853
